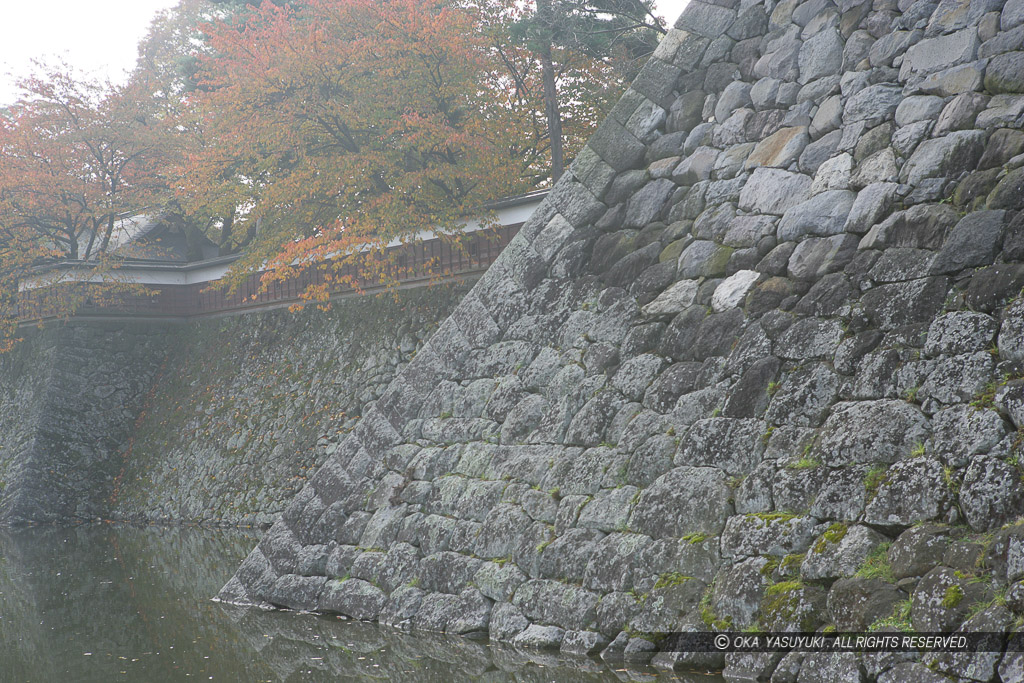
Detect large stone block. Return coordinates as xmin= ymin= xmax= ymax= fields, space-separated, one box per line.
xmin=930 ymin=210 xmax=1006 ymax=274
xmin=511 ymin=579 xmax=600 ymax=630
xmin=860 ymin=277 xmax=950 ymax=329
xmin=319 ymin=578 xmax=385 ymax=620
xmin=676 ymin=0 xmax=737 ymax=38
xmin=738 ymin=167 xmax=813 ymax=214
xmin=902 ymin=130 xmax=986 ymax=186
xmin=900 ymin=28 xmax=980 ymax=82
xmin=864 ymin=458 xmax=951 ymax=527
xmin=815 ymin=400 xmax=930 ymax=466
xmin=721 ymin=513 xmax=819 ymax=559
xmin=827 ymin=578 xmax=905 ymax=631
xmin=745 ymin=126 xmax=810 ymax=169
xmin=764 ymin=363 xmax=841 ymax=427
xmin=677 ymin=417 xmax=767 ymax=475
xmin=843 ymin=84 xmax=903 ymax=123
xmin=930 ymin=405 xmax=1009 ymax=467
xmin=777 ymin=190 xmax=856 ymax=241
xmin=629 ymin=466 xmax=734 ymax=537
xmin=802 ymin=525 xmax=888 ymax=581
xmin=960 ymin=456 xmax=1024 ymax=531
xmin=985 ymin=51 xmax=1024 ymax=93
xmin=799 ymin=28 xmax=844 ymax=83
xmin=588 ymin=118 xmax=647 ymax=172
xmin=711 ymin=557 xmax=771 ymax=629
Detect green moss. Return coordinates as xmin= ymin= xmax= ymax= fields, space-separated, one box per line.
xmin=747 ymin=511 xmax=799 ymax=525
xmin=682 ymin=532 xmax=708 ymax=545
xmin=864 ymin=466 xmax=890 ymax=503
xmin=761 ymin=581 xmax=816 ymax=631
xmin=780 ymin=553 xmax=804 ymax=575
xmin=654 ymin=572 xmax=694 ymax=590
xmin=813 ymin=523 xmax=848 ymax=554
xmin=788 ymin=457 xmax=820 ymax=470
xmin=763 ymin=580 xmax=803 ymax=598
xmin=970 ymin=372 xmax=1022 ymax=411
xmin=868 ymin=598 xmax=912 ymax=633
xmin=855 ymin=543 xmax=895 ymax=583
xmin=623 ymin=627 xmax=664 ymax=643
xmin=942 ymin=584 xmax=965 ymax=609
xmin=944 ymin=467 xmax=968 ymax=499
xmin=698 ymin=588 xmax=733 ymax=631
xmin=971 ymin=380 xmax=1001 ymax=410
xmin=968 ymin=589 xmax=1007 ymax=618
xmin=953 ymin=569 xmax=990 ymax=585
xmin=760 ymin=556 xmax=780 ymax=578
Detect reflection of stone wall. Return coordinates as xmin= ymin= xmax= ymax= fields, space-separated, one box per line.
xmin=0 ymin=323 xmax=171 ymax=524
xmin=223 ymin=0 xmax=1024 ymax=678
xmin=109 ymin=285 xmax=469 ymax=526
xmin=0 ymin=525 xmax=265 ymax=681
xmin=0 ymin=525 xmax=670 ymax=682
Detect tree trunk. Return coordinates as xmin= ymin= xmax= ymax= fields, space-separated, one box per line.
xmin=537 ymin=0 xmax=564 ymax=183
xmin=219 ymin=209 xmax=235 ymax=256
xmin=99 ymin=214 xmax=116 ymax=255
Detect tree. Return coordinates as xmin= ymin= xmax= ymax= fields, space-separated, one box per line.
xmin=132 ymin=0 xmax=287 ymax=106
xmin=0 ymin=223 xmax=51 ymax=352
xmin=0 ymin=65 xmax=168 ymax=261
xmin=509 ymin=0 xmax=664 ymax=180
xmin=0 ymin=0 xmax=651 ymax=347
xmin=174 ymin=0 xmax=542 ymax=299
xmin=0 ymin=64 xmax=169 ymax=349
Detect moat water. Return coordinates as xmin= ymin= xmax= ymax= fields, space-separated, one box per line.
xmin=0 ymin=524 xmax=723 ymax=682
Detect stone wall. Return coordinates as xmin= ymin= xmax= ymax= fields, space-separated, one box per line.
xmin=0 ymin=285 xmax=467 ymax=527
xmin=0 ymin=322 xmax=172 ymax=524
xmin=220 ymin=0 xmax=1024 ymax=678
xmin=0 ymin=327 xmax=56 ymax=521
xmin=109 ymin=284 xmax=469 ymax=527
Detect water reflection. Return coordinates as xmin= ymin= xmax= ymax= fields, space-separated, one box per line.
xmin=0 ymin=525 xmax=721 ymax=682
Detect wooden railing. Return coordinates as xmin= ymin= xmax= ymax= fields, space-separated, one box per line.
xmin=16 ymin=224 xmax=521 ymax=322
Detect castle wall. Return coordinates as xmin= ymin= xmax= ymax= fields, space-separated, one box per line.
xmin=109 ymin=285 xmax=469 ymax=526
xmin=219 ymin=0 xmax=1024 ymax=677
xmin=0 ymin=322 xmax=171 ymax=524
xmin=0 ymin=284 xmax=469 ymax=527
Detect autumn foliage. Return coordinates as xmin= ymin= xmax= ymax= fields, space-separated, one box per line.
xmin=0 ymin=67 xmax=166 ymax=261
xmin=0 ymin=0 xmax=648 ymax=343
xmin=176 ymin=0 xmax=568 ymax=297
xmin=0 ymin=66 xmax=170 ymax=348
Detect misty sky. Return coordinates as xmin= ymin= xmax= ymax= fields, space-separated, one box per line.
xmin=0 ymin=0 xmax=691 ymax=107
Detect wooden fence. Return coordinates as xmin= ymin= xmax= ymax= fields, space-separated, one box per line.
xmin=16 ymin=225 xmax=520 ymax=322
